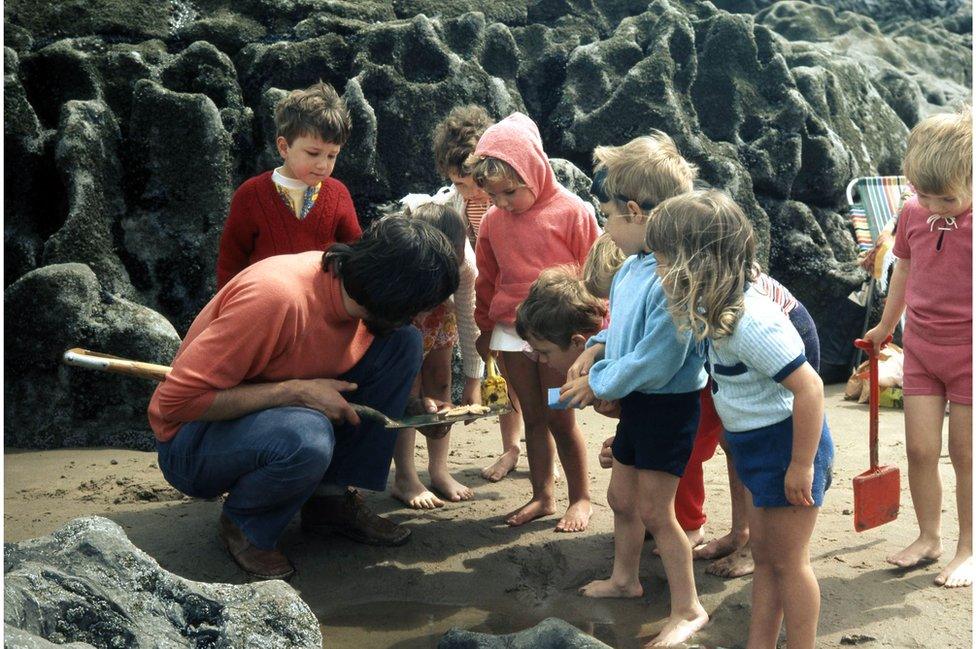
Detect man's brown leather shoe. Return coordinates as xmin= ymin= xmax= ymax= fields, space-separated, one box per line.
xmin=218 ymin=514 xmax=295 ymax=580
xmin=301 ymin=489 xmax=411 ymax=546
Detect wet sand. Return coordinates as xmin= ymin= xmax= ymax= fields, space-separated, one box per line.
xmin=4 ymin=385 xmax=972 ymax=648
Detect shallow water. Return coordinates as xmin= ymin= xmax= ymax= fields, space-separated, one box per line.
xmin=319 ymin=598 xmax=651 ymax=648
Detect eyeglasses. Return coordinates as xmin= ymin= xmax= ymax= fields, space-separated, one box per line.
xmin=590 ymin=168 xmax=656 ymax=211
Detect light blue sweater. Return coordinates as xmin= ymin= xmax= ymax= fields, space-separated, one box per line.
xmin=586 ymin=254 xmax=707 ymax=400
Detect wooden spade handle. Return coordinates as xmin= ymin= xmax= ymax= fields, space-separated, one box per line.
xmin=62 ymin=348 xmax=172 ymax=382
xmin=62 ymin=347 xmax=395 ymax=426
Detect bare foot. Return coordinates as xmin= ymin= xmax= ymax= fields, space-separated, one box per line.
xmin=555 ymin=500 xmax=592 ymax=533
xmin=886 ymin=536 xmax=943 ymax=568
xmin=505 ymin=497 xmax=556 ymax=527
xmin=579 ymin=577 xmax=642 ymax=598
xmin=706 ymin=543 xmax=754 ymax=578
xmin=645 ymin=605 xmax=709 ymax=647
xmin=935 ymin=553 xmax=973 ymax=588
xmin=481 ymin=448 xmax=519 ymax=482
xmin=430 ymin=472 xmax=474 ymax=503
xmin=693 ymin=530 xmax=748 ymax=561
xmin=391 ymin=478 xmax=444 ymax=510
xmin=654 ymin=527 xmax=705 ymax=556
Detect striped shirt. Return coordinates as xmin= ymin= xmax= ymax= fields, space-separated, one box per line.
xmin=708 ymin=286 xmax=806 ymax=432
xmin=754 ymin=273 xmax=798 ymax=314
xmin=465 ymin=199 xmax=489 ymax=248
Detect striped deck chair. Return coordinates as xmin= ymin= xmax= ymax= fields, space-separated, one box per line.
xmin=846 ymin=176 xmax=913 ymax=368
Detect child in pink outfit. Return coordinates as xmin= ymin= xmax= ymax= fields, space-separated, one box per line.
xmin=470 ymin=112 xmax=601 ymax=532
xmin=864 ymin=106 xmax=973 ymax=589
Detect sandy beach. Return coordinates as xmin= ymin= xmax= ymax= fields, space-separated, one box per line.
xmin=5 ymin=384 xmax=972 ymax=648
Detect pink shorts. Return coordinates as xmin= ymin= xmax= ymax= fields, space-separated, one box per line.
xmin=903 ymin=324 xmax=972 ymax=404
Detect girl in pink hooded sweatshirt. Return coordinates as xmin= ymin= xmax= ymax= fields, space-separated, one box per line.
xmin=470 ymin=112 xmax=601 ymax=532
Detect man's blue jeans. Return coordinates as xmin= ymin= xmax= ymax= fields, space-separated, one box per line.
xmin=156 ymin=326 xmax=422 ymax=549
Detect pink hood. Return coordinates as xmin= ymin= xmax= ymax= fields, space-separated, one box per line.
xmin=472 ymin=112 xmax=602 ymax=331
xmin=474 ymin=112 xmax=561 ymax=211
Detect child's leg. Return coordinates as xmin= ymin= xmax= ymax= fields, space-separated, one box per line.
xmin=539 ymin=361 xmax=591 ymax=532
xmin=391 ymin=370 xmax=444 ymax=509
xmin=936 ymin=402 xmax=972 ymax=587
xmin=748 ymin=504 xmax=821 ymax=649
xmin=580 ymin=460 xmax=644 ymax=598
xmin=422 ymin=346 xmax=474 ymax=502
xmin=637 ymin=469 xmax=708 ymax=647
xmin=481 ymin=352 xmax=525 ymax=482
xmin=887 ymin=394 xmax=947 ymax=567
xmin=503 ymin=351 xmax=556 ymax=526
xmin=704 ymin=441 xmax=754 ymax=578
xmin=673 ymin=398 xmax=718 ymax=546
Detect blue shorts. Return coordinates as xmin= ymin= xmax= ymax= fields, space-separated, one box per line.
xmin=724 ymin=416 xmax=834 ymax=508
xmin=612 ymin=390 xmax=700 ymax=476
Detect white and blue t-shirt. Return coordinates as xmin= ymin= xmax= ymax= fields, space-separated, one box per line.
xmin=708 ymin=286 xmax=806 ymax=432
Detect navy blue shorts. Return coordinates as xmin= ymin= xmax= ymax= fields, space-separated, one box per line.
xmin=724 ymin=416 xmax=834 ymax=508
xmin=612 ymin=390 xmax=700 ymax=476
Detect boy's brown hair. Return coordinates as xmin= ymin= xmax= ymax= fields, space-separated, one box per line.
xmin=275 ymin=81 xmax=352 ymax=146
xmin=432 ymin=105 xmax=495 ymax=178
xmin=592 ymin=131 xmax=697 ymax=214
xmin=515 ymin=266 xmax=607 ymax=348
xmin=903 ymin=105 xmax=973 ymax=197
xmin=582 ymin=233 xmax=628 ymax=300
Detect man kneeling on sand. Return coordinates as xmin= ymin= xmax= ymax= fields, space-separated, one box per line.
xmin=148 ymin=218 xmax=460 ymax=579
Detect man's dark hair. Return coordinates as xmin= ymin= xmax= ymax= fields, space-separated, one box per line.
xmin=323 ymin=217 xmax=460 ymax=336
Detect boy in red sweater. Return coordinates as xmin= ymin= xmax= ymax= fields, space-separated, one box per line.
xmin=216 ymin=81 xmax=362 ymax=289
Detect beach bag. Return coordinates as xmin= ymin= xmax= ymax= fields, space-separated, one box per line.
xmin=844 ymin=343 xmax=904 ymax=407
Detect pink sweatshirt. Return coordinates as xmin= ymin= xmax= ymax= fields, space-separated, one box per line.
xmin=473 ymin=113 xmax=601 ymax=331
xmin=149 ymin=252 xmax=374 ymax=441
xmin=893 ymin=196 xmax=972 ymax=344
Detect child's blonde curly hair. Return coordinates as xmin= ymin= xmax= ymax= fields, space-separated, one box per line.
xmin=644 ymin=190 xmax=757 ymax=341
xmin=582 ymin=233 xmax=627 ymax=299
xmin=903 ymin=105 xmax=973 ymax=197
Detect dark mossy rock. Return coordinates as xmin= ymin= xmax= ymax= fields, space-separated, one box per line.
xmin=161 ymin=40 xmax=244 ymax=111
xmin=91 ymin=47 xmax=163 ymax=134
xmin=4 ymin=47 xmax=61 ymax=288
xmin=122 ymin=80 xmax=232 ymax=334
xmin=236 ymin=35 xmax=354 ymax=108
xmin=4 ymin=21 xmax=34 ymax=54
xmin=712 ymin=0 xmax=968 ymax=24
xmin=393 ymin=0 xmax=530 ymax=25
xmin=19 ymin=40 xmax=102 ymax=128
xmin=341 ymin=14 xmax=523 ymax=204
xmin=42 ymin=100 xmax=133 ymax=298
xmin=174 ymin=10 xmax=268 ymax=56
xmin=4 ymin=0 xmax=175 ymax=44
xmin=4 ymin=264 xmax=180 ymax=449
xmin=5 ymin=517 xmax=322 ymax=646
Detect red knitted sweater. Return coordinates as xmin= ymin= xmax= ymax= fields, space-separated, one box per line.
xmin=216 ymin=171 xmax=362 ymax=289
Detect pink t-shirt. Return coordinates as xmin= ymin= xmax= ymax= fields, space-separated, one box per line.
xmin=892 ymin=196 xmax=972 ymax=344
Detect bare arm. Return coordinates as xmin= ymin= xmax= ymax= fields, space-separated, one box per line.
xmin=201 ymin=378 xmax=361 ymax=426
xmin=781 ymin=363 xmax=825 ymax=506
xmin=863 ymin=257 xmax=909 ymax=350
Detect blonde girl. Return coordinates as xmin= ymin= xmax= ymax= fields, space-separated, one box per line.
xmin=646 ymin=190 xmax=834 ymax=649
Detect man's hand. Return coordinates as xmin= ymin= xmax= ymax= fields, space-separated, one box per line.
xmin=567 ymin=343 xmax=604 ymax=381
xmin=476 ymin=331 xmax=492 ymax=362
xmin=598 ymin=436 xmax=615 ymax=469
xmin=289 ymin=378 xmax=360 ymax=425
xmin=594 ymin=399 xmax=621 ymax=419
xmin=417 ymin=396 xmax=452 ymax=439
xmin=784 ymin=461 xmax=815 ymax=507
xmin=560 ymin=375 xmax=596 ymax=408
